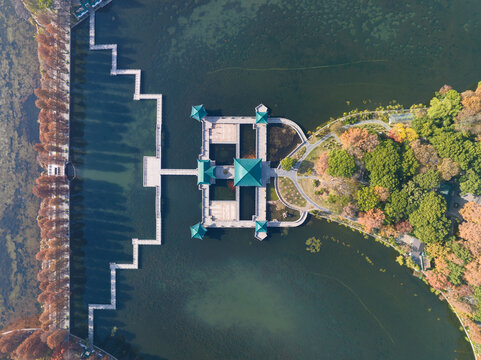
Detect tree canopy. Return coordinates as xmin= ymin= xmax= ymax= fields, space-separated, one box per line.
xmin=409 ymin=192 xmax=450 ymax=243
xmin=327 ymin=149 xmax=356 ymax=178
xmin=356 ymin=186 xmax=380 ymax=212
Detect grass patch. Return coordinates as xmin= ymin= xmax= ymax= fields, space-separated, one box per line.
xmin=278 ymin=177 xmax=307 ymax=208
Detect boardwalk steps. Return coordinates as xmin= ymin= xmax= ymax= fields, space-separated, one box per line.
xmin=87 ymin=11 xmax=162 ymax=347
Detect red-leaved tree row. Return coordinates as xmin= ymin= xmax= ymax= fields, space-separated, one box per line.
xmin=2 ymin=6 xmax=73 ymax=360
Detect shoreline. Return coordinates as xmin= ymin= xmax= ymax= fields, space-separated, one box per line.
xmin=277 ymin=102 xmax=481 ymax=358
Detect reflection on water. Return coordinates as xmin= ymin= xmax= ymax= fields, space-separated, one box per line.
xmin=71 ymin=0 xmax=481 ymax=359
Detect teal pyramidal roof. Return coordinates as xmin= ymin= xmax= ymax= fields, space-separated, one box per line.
xmin=256 ymin=111 xmax=268 ymax=124
xmin=191 ymin=104 xmax=207 ymax=121
xmin=190 ymin=222 xmax=207 ymax=239
xmin=234 ymin=158 xmax=262 ymax=187
xmin=255 ymin=220 xmax=268 ymax=233
xmin=198 ymin=159 xmax=216 ymax=185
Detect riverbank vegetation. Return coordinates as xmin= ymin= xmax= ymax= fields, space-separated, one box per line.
xmin=280 ymin=83 xmax=481 ymax=355
xmin=0 ymin=1 xmax=77 ymax=358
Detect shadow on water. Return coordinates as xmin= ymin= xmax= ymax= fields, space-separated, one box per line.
xmin=69 ymin=0 xmax=481 ymax=359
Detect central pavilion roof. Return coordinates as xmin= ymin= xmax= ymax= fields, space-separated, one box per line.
xmin=198 ymin=159 xmax=216 ymax=185
xmin=234 ymin=158 xmax=262 ymax=187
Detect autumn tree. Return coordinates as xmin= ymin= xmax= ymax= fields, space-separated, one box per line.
xmin=0 ymin=331 xmax=30 ymax=355
xmin=395 ymin=220 xmax=412 ymax=234
xmin=464 ymin=258 xmax=481 ymax=286
xmin=14 ymin=330 xmax=49 ymax=360
xmin=437 ymin=158 xmax=459 ymax=181
xmin=424 ymin=271 xmax=449 ymax=290
xmin=388 ymin=124 xmax=418 ymax=143
xmin=340 ymin=127 xmax=379 ymax=158
xmin=410 ymin=139 xmax=440 ymax=170
xmin=358 ymin=209 xmax=385 ymax=232
xmin=458 ymin=202 xmax=481 ymax=256
xmin=341 ymin=202 xmax=358 ymax=219
xmin=315 ymin=152 xmax=329 ymax=176
xmin=46 ymin=329 xmax=68 ymax=350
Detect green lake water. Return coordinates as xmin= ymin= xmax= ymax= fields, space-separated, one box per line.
xmin=70 ymin=0 xmax=481 ymax=359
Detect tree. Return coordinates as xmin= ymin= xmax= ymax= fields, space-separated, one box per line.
xmin=0 ymin=331 xmax=30 ymax=355
xmin=373 ymin=186 xmax=389 ymax=202
xmin=388 ymin=124 xmax=418 ymax=143
xmin=410 ymin=139 xmax=440 ymax=170
xmin=437 ymin=158 xmax=459 ymax=181
xmin=450 ymin=242 xmax=472 ymax=264
xmin=327 ymin=149 xmax=356 ymax=178
xmin=280 ymin=157 xmax=295 ymax=171
xmin=358 ymin=209 xmax=385 ymax=232
xmin=427 ymin=89 xmax=462 ymax=125
xmin=364 ymin=140 xmax=401 ymax=191
xmin=340 ymin=127 xmax=379 ymax=158
xmin=341 ymin=203 xmax=358 ymax=219
xmin=315 ymin=152 xmax=329 ymax=176
xmin=401 ymin=144 xmax=419 ymax=179
xmin=430 ymin=130 xmax=475 ymax=170
xmin=46 ymin=329 xmax=68 ymax=350
xmin=409 ymin=191 xmax=450 ymax=243
xmin=395 ymin=220 xmax=413 ymax=234
xmin=465 ymin=258 xmax=481 ymax=287
xmin=385 ymin=189 xmax=412 ymax=223
xmin=447 ymin=261 xmax=464 ymax=285
xmin=413 ymin=169 xmax=440 ymax=190
xmin=460 ymin=169 xmax=481 ymax=195
xmin=356 ymin=186 xmax=379 ymax=211
xmin=14 ymin=330 xmax=49 ymax=360
xmin=424 ymin=271 xmax=449 ymax=290
xmin=460 ymin=201 xmax=481 ymax=223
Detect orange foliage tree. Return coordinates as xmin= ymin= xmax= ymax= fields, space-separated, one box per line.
xmin=358 ymin=209 xmax=385 ymax=232
xmin=340 ymin=127 xmax=379 ymax=158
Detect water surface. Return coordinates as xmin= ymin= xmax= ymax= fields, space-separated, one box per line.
xmin=71 ymin=0 xmax=481 ymax=359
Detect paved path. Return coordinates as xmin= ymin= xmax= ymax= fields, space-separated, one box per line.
xmin=274 ymin=119 xmax=392 ymax=215
xmin=87 ymin=10 xmax=163 ymax=347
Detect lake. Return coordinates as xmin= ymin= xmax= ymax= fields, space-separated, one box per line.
xmin=70 ymin=0 xmax=481 ymax=359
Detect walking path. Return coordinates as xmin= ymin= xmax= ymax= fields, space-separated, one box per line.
xmin=87 ymin=10 xmax=163 ymax=347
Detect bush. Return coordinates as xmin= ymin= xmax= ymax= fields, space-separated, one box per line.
xmin=281 ymin=157 xmax=295 ymax=171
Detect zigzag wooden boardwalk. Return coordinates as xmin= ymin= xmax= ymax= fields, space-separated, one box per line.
xmin=87 ymin=11 xmax=162 ymax=347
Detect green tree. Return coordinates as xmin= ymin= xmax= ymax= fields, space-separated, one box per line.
xmin=430 ymin=130 xmax=475 ymax=170
xmin=413 ymin=169 xmax=440 ymax=190
xmin=427 ymin=89 xmax=462 ymax=126
xmin=356 ymin=186 xmax=380 ymax=212
xmin=280 ymin=157 xmax=295 ymax=171
xmin=450 ymin=242 xmax=472 ymax=264
xmin=409 ymin=191 xmax=450 ymax=243
xmin=327 ymin=149 xmax=356 ymax=178
xmin=460 ymin=169 xmax=481 ymax=195
xmin=447 ymin=261 xmax=464 ymax=285
xmin=412 ymin=116 xmax=437 ymax=138
xmin=401 ymin=144 xmax=419 ymax=180
xmin=384 ymin=189 xmax=409 ymax=222
xmin=364 ymin=140 xmax=401 ymax=191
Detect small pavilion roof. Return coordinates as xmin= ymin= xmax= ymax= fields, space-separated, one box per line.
xmin=256 ymin=111 xmax=268 ymax=124
xmin=255 ymin=220 xmax=268 ymax=233
xmin=191 ymin=104 xmax=207 ymax=121
xmin=198 ymin=159 xmax=216 ymax=185
xmin=234 ymin=158 xmax=262 ymax=187
xmin=190 ymin=222 xmax=207 ymax=239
